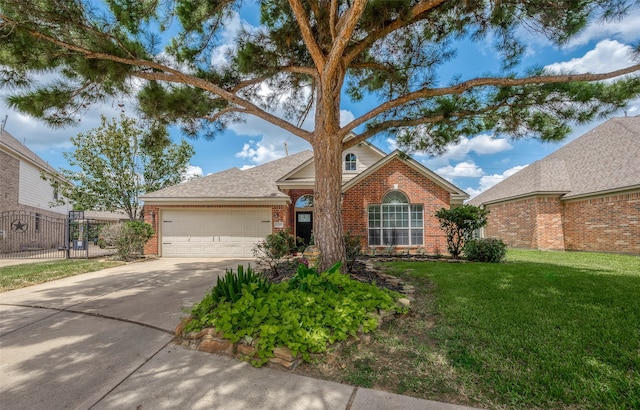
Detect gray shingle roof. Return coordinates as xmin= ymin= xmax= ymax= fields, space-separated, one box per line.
xmin=142 ymin=150 xmax=313 ymax=200
xmin=0 ymin=129 xmax=59 ymax=175
xmin=469 ymin=116 xmax=640 ymax=206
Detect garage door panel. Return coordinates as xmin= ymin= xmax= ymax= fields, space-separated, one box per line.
xmin=161 ymin=209 xmax=271 ymax=257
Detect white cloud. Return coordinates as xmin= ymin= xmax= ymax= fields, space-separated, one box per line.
xmin=466 ymin=164 xmax=529 ymax=198
xmin=436 ymin=161 xmax=484 ymax=180
xmin=545 ymin=39 xmax=637 ymax=75
xmin=182 ymin=164 xmax=203 ymax=180
xmin=442 ymin=134 xmax=513 ymax=160
xmin=567 ymin=12 xmax=640 ymax=48
xmin=239 ymin=164 xmax=255 ymax=170
xmin=235 ymin=141 xmax=281 ymax=164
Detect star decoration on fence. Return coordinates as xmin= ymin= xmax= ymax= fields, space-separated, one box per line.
xmin=11 ymin=220 xmax=28 ymax=232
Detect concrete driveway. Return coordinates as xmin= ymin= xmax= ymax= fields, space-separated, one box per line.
xmin=0 ymin=258 xmax=477 ymax=410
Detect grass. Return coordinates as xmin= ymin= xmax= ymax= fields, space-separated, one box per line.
xmin=295 ymin=250 xmax=640 ymax=409
xmin=0 ymin=259 xmax=125 ymax=292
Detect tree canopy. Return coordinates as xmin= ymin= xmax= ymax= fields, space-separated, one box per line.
xmin=45 ymin=114 xmax=194 ymax=220
xmin=2 ymin=0 xmax=639 ymax=268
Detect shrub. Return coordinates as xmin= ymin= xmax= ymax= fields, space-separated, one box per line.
xmin=213 ymin=265 xmax=271 ymax=304
xmin=435 ymin=205 xmax=489 ymax=259
xmin=344 ymin=232 xmax=363 ymax=272
xmin=463 ymin=238 xmax=507 ymax=262
xmin=253 ymin=229 xmax=299 ymax=274
xmin=98 ymin=223 xmax=122 ymax=247
xmin=114 ymin=220 xmax=154 ymax=261
xmin=185 ymin=262 xmax=407 ymax=367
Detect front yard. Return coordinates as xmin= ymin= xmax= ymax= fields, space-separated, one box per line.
xmin=0 ymin=259 xmax=125 ymax=292
xmin=295 ymin=249 xmax=640 ymax=409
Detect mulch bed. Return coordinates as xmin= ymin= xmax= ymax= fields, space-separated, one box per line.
xmin=259 ymin=257 xmax=407 ymax=292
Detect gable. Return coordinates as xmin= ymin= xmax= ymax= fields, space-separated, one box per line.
xmin=278 ymin=142 xmax=386 ymax=188
xmin=343 ymin=151 xmax=469 ymax=204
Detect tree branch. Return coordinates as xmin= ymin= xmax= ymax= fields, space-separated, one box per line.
xmin=2 ymin=13 xmax=314 ymax=142
xmin=344 ymin=0 xmax=448 ymax=65
xmin=325 ymin=0 xmax=367 ymax=78
xmin=338 ymin=65 xmax=640 ymax=139
xmin=288 ymin=0 xmax=326 ymax=71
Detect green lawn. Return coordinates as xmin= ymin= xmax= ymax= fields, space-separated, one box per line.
xmin=0 ymin=259 xmax=125 ymax=292
xmin=384 ymin=250 xmax=640 ymax=409
xmin=298 ymin=250 xmax=640 ymax=409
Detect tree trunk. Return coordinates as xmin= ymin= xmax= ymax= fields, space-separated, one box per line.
xmin=312 ymin=133 xmax=345 ymax=271
xmin=313 ymin=70 xmax=346 ymax=271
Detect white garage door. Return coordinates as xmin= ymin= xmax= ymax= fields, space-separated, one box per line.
xmin=161 ymin=209 xmax=272 ymax=257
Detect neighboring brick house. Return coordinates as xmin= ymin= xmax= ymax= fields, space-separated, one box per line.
xmin=1 ymin=129 xmax=70 ymax=218
xmin=141 ymin=140 xmax=468 ymax=257
xmin=468 ymin=116 xmax=640 ymax=254
xmin=1 ymin=129 xmax=73 ymax=251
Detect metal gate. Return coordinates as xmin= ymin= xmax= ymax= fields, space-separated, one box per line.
xmin=0 ymin=210 xmax=118 ymax=259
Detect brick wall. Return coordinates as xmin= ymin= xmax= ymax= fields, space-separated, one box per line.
xmin=484 ymin=196 xmax=565 ymax=250
xmin=1 ymin=151 xmax=20 ymax=212
xmin=342 ymin=157 xmax=451 ymax=254
xmin=563 ymin=191 xmax=640 ymax=254
xmin=483 ymin=191 xmax=640 ymax=254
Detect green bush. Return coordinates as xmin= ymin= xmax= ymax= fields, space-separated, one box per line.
xmin=435 ymin=205 xmax=489 ymax=259
xmin=253 ymin=229 xmax=300 ymax=274
xmin=213 ymin=265 xmax=271 ymax=304
xmin=115 ymin=220 xmax=154 ymax=261
xmin=463 ymin=238 xmax=507 ymax=262
xmin=344 ymin=232 xmax=363 ymax=272
xmin=185 ymin=262 xmax=407 ymax=366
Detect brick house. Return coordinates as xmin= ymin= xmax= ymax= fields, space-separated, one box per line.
xmin=141 ymin=140 xmax=468 ymax=257
xmin=1 ymin=129 xmax=70 ymax=218
xmin=468 ymin=116 xmax=640 ymax=254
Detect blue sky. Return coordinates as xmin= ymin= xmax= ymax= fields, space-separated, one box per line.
xmin=1 ymin=5 xmax=639 ymax=199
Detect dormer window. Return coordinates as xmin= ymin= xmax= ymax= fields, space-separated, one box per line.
xmin=345 ymin=153 xmax=356 ymax=171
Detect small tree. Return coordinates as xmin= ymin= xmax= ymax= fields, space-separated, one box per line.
xmin=435 ymin=205 xmax=489 ymax=259
xmin=44 ymin=114 xmax=195 ymax=220
xmin=115 ymin=221 xmax=154 ymax=261
xmin=253 ymin=229 xmax=299 ymax=274
xmin=344 ymin=232 xmax=363 ymax=273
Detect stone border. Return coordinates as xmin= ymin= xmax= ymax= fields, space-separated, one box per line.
xmin=174 ymin=260 xmax=415 ymax=370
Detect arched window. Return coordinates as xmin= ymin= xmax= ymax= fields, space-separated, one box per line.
xmin=368 ymin=191 xmax=423 ymax=246
xmin=345 ymin=153 xmax=357 ymax=171
xmin=295 ymin=194 xmax=314 ymax=208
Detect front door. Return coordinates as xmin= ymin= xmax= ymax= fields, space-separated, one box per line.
xmin=296 ymin=212 xmax=313 ymax=245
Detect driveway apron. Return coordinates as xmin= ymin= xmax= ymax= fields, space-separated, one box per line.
xmin=1 ymin=258 xmax=479 ymax=410
xmin=0 ymin=258 xmax=247 ymax=409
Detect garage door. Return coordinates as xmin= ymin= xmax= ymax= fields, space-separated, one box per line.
xmin=161 ymin=209 xmax=272 ymax=257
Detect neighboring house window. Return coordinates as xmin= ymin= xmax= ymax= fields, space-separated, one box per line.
xmin=368 ymin=191 xmax=423 ymax=246
xmin=53 ymin=188 xmax=59 ymax=201
xmin=345 ymin=153 xmax=356 ymax=171
xmin=295 ymin=194 xmax=314 ymax=208
xmin=35 ymin=213 xmax=40 ymax=232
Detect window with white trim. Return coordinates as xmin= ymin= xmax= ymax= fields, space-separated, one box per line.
xmin=368 ymin=191 xmax=423 ymax=246
xmin=345 ymin=153 xmax=357 ymax=171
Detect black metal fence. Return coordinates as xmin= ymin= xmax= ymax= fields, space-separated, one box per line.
xmin=0 ymin=210 xmax=119 ymax=260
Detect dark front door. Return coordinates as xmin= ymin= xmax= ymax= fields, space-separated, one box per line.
xmin=296 ymin=212 xmax=313 ymax=245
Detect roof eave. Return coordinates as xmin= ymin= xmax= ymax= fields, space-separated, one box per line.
xmin=141 ymin=197 xmax=291 ymax=205
xmin=475 ymin=191 xmax=569 ymax=206
xmin=561 ymin=185 xmax=640 ymax=201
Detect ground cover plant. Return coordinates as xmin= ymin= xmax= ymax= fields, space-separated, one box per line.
xmin=294 ymin=250 xmax=640 ymax=409
xmin=184 ymin=262 xmax=407 ymax=367
xmin=0 ymin=259 xmax=125 ymax=291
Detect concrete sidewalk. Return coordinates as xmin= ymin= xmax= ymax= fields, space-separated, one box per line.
xmin=0 ymin=258 xmax=479 ymax=410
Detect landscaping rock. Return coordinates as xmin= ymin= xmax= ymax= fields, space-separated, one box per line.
xmin=197 ymin=339 xmax=234 ymax=355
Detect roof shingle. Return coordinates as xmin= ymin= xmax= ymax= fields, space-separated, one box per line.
xmin=142 ymin=150 xmax=313 ymax=200
xmin=469 ymin=116 xmax=640 ymax=205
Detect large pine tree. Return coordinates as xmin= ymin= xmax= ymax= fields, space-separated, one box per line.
xmin=1 ymin=0 xmax=639 ymax=268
